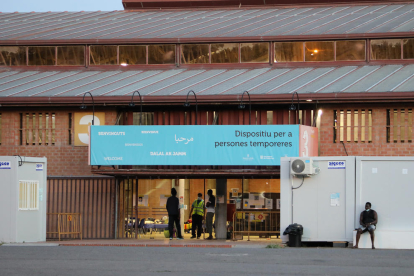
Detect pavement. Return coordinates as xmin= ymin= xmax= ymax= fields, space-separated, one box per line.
xmin=1 ymin=235 xmax=283 ymax=248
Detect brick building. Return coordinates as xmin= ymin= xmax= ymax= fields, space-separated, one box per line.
xmin=0 ymin=0 xmax=413 ymax=239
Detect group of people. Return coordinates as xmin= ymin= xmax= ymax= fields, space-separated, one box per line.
xmin=165 ymin=188 xmax=216 ymax=240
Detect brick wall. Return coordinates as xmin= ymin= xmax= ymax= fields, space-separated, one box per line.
xmin=0 ymin=108 xmax=117 ymax=176
xmin=319 ymin=106 xmax=414 ymax=156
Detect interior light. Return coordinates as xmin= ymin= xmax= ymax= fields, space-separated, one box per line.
xmin=314 ymin=50 xmax=318 ymax=53
xmin=311 ymin=53 xmax=314 ymax=56
xmin=306 ymin=99 xmax=312 ymax=102
xmin=318 ymin=109 xmax=323 ymax=116
xmin=120 ymin=63 xmax=128 ymax=66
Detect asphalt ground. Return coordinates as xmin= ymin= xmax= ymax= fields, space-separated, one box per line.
xmin=1 ymin=246 xmax=413 ymax=276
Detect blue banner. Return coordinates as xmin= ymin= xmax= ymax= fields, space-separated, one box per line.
xmin=90 ymin=125 xmax=300 ymax=166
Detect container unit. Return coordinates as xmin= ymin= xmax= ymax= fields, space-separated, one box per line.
xmin=355 ymin=157 xmax=414 ymax=249
xmin=280 ymin=156 xmax=355 ymax=244
xmin=0 ymin=156 xmax=47 ymax=243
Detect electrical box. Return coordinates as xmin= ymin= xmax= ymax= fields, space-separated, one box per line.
xmin=281 ymin=156 xmax=355 ymax=243
xmin=0 ymin=156 xmax=47 ymax=243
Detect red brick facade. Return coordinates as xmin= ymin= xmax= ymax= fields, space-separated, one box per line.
xmin=319 ymin=106 xmax=414 ymax=157
xmin=2 ymin=105 xmax=413 ymax=177
xmin=0 ymin=108 xmax=117 ymax=176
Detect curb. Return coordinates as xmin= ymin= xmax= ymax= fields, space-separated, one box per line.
xmin=59 ymin=244 xmax=233 ymax=248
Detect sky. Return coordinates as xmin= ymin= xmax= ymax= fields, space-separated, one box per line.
xmin=1 ymin=0 xmax=124 ymax=13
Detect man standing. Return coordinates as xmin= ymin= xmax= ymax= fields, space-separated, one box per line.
xmin=166 ymin=188 xmax=183 ymax=240
xmin=354 ymin=202 xmax=378 ymax=249
xmin=205 ymin=189 xmax=215 ymax=240
xmin=188 ymin=193 xmax=204 ymax=239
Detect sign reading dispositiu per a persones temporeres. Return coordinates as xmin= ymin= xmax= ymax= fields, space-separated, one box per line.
xmin=90 ymin=125 xmax=316 ymax=166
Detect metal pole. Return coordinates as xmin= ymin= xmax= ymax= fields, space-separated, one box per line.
xmin=114 ymin=179 xmax=119 ymax=239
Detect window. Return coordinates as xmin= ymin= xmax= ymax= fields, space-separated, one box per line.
xmin=181 ymin=44 xmax=209 ymax=64
xmin=403 ymin=39 xmax=414 ymax=59
xmin=241 ymin=43 xmax=269 ymax=63
xmin=0 ymin=46 xmax=26 ymax=66
xmin=305 ymin=41 xmax=334 ymax=62
xmin=133 ymin=112 xmax=154 ymax=125
xmin=19 ymin=180 xmax=39 ymax=210
xmin=336 ymin=40 xmax=365 ymax=61
xmin=119 ymin=45 xmax=146 ymax=65
xmin=20 ymin=113 xmax=56 ymax=146
xmin=28 ymin=46 xmax=56 ymax=65
xmin=387 ymin=109 xmax=412 ymax=143
xmin=57 ymin=46 xmax=85 ymax=66
xmin=90 ymin=45 xmax=117 ymax=65
xmin=371 ymin=39 xmax=401 ymax=60
xmin=267 ymin=111 xmax=273 ymax=125
xmin=334 ymin=110 xmax=372 ymax=143
xmin=274 ymin=42 xmax=303 ymax=62
xmin=148 ymin=45 xmax=175 ymax=64
xmin=211 ymin=43 xmax=238 ymax=63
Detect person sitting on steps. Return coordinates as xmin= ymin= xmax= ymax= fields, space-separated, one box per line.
xmin=354 ymin=202 xmax=378 ymax=249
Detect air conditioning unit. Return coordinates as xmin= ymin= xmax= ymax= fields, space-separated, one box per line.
xmin=290 ymin=158 xmax=317 ymax=176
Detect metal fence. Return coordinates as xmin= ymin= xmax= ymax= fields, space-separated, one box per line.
xmin=233 ymin=211 xmax=280 ymax=241
xmin=47 ymin=213 xmax=82 ymax=241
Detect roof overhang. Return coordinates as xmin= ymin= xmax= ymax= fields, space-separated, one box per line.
xmin=1 ymin=92 xmax=414 ymax=107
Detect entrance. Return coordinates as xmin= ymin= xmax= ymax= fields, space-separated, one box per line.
xmin=116 ymin=177 xmax=280 ymax=240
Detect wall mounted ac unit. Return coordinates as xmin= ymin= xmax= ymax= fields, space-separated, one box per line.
xmin=290 ymin=158 xmax=317 ymax=176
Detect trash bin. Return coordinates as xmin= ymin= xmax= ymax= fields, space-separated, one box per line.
xmin=283 ymin=223 xmax=303 ymax=247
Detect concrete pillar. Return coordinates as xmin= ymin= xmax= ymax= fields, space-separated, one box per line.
xmin=215 ymin=179 xmax=227 ymax=239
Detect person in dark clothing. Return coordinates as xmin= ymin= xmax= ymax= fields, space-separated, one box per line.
xmin=205 ymin=189 xmax=215 ymax=240
xmin=166 ymin=188 xmax=183 ymax=240
xmin=354 ymin=202 xmax=378 ymax=249
xmin=188 ymin=192 xmax=205 ymax=239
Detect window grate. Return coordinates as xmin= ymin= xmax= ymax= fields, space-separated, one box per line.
xmin=19 ymin=180 xmax=39 ymax=210
xmin=387 ymin=109 xmax=412 ymax=143
xmin=334 ymin=109 xmax=372 ymax=143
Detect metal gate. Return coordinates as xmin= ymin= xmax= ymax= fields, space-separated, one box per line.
xmin=47 ymin=177 xmax=116 ymax=239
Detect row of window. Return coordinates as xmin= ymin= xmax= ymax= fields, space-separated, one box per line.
xmin=0 ymin=111 xmax=411 ymax=146
xmin=334 ymin=109 xmax=414 ymax=144
xmin=1 ymin=39 xmax=414 ymax=66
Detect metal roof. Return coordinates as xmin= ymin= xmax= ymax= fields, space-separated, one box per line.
xmin=0 ymin=64 xmax=413 ymax=101
xmin=1 ymin=3 xmax=414 ymax=43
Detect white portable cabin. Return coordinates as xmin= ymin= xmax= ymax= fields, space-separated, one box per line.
xmin=0 ymin=156 xmax=47 ymax=243
xmin=281 ymin=156 xmax=414 ymax=249
xmin=280 ymin=157 xmax=356 ymax=244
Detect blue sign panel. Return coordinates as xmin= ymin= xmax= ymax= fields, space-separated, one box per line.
xmin=90 ymin=125 xmax=299 ymax=166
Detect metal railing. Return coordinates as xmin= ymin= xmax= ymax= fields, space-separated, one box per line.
xmin=232 ymin=211 xmax=280 ymax=241
xmin=47 ymin=213 xmax=82 ymax=241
